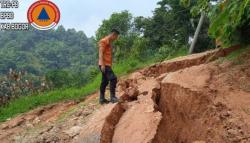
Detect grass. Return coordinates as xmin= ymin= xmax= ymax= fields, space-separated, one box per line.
xmin=169 ymin=47 xmax=189 ymax=59
xmin=0 ymin=48 xmax=188 ymax=122
xmin=0 ymin=76 xmax=101 ymax=122
xmin=217 ymin=46 xmax=249 ymax=64
xmin=226 ymin=46 xmax=248 ymax=61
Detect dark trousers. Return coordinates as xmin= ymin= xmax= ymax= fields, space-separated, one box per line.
xmin=99 ymin=66 xmax=117 ymax=100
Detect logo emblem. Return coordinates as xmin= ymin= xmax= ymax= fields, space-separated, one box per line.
xmin=27 ymin=0 xmax=60 ymax=30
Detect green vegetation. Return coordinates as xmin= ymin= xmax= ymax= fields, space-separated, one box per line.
xmin=0 ymin=72 xmax=100 ymax=122
xmin=184 ymin=0 xmax=250 ymax=46
xmin=225 ymin=47 xmax=248 ymax=61
xmin=0 ymin=27 xmax=96 ymax=75
xmin=4 ymin=0 xmax=242 ymax=122
xmin=95 ymin=1 xmax=214 ymax=59
xmin=0 ymin=48 xmax=187 ymax=122
xmin=217 ymin=46 xmax=249 ymax=65
xmin=0 ymin=27 xmax=97 ymax=88
xmin=208 ymin=0 xmax=250 ymax=46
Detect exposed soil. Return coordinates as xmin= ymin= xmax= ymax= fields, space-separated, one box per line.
xmin=141 ymin=45 xmax=240 ymax=77
xmin=0 ymin=46 xmax=250 ymax=143
xmin=112 ymin=78 xmax=162 ymax=143
xmin=152 ymin=48 xmax=250 ymax=143
xmin=0 ymin=101 xmax=78 ymax=143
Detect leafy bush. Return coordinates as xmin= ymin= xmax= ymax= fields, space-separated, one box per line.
xmin=155 ymin=45 xmax=174 ymax=61
xmin=46 ymin=70 xmax=73 ymax=88
xmin=130 ymin=37 xmax=150 ymax=60
xmin=188 ymin=0 xmax=250 ymax=46
xmin=208 ymin=0 xmax=250 ymax=46
xmin=0 ymin=69 xmax=49 ymax=106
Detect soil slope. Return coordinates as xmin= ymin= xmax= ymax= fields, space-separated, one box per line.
xmin=1 ymin=46 xmax=250 ymax=143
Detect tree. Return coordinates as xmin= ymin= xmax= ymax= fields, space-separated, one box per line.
xmin=133 ymin=0 xmax=215 ymax=54
xmin=143 ymin=0 xmax=195 ymax=48
xmin=0 ymin=25 xmax=97 ymax=88
xmin=96 ymin=11 xmax=144 ymax=62
xmin=96 ymin=11 xmax=133 ymax=42
xmin=208 ymin=0 xmax=250 ymax=46
xmin=184 ymin=0 xmax=250 ymax=46
xmin=45 ymin=70 xmax=72 ymax=88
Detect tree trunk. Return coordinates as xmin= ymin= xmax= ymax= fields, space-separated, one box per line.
xmin=189 ymin=12 xmax=205 ymax=54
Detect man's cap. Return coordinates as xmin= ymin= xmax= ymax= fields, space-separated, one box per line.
xmin=111 ymin=29 xmax=120 ymax=35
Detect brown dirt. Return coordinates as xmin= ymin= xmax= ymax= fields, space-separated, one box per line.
xmin=100 ymin=103 xmax=126 ymax=143
xmin=152 ymin=49 xmax=250 ymax=143
xmin=0 ymin=47 xmax=249 ymax=143
xmin=141 ymin=45 xmax=240 ymax=77
xmin=74 ymin=104 xmax=116 ymax=143
xmin=0 ymin=101 xmax=77 ymax=143
xmin=112 ymin=79 xmax=162 ymax=143
xmin=153 ymin=64 xmax=223 ymax=143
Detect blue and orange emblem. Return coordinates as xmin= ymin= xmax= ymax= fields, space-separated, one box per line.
xmin=27 ymin=0 xmax=60 ymax=30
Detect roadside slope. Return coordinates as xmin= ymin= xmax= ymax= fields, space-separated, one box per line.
xmin=1 ymin=46 xmax=250 ymax=143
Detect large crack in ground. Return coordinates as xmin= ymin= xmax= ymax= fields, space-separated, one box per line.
xmin=98 ymin=46 xmax=244 ymax=143
xmin=100 ymin=103 xmax=127 ymax=143
xmin=100 ymin=83 xmax=142 ymax=143
xmin=1 ymin=46 xmax=247 ymax=143
xmin=152 ymin=60 xmax=250 ymax=143
xmin=152 ymin=82 xmax=216 ymax=143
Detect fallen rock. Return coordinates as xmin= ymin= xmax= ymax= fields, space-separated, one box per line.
xmin=33 ymin=117 xmax=41 ymax=124
xmin=120 ymin=87 xmax=139 ymax=102
xmin=129 ymin=72 xmax=144 ymax=79
xmin=118 ymin=78 xmax=138 ymax=92
xmin=64 ymin=126 xmax=82 ymax=137
xmin=127 ymin=87 xmax=139 ymax=100
xmin=118 ymin=79 xmax=132 ymax=91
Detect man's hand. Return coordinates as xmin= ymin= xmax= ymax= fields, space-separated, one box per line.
xmin=101 ymin=65 xmax=105 ymax=73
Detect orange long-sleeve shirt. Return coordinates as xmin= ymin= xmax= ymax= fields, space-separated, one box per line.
xmin=98 ymin=36 xmax=112 ymax=66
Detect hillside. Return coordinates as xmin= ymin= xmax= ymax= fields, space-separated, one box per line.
xmin=0 ymin=1 xmax=250 ymax=142
xmin=0 ymin=26 xmax=96 ymax=76
xmin=0 ymin=46 xmax=249 ymax=143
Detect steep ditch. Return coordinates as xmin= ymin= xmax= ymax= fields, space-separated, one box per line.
xmin=150 ymin=49 xmax=250 ymax=143
xmin=100 ymin=103 xmax=127 ymax=143
xmin=99 ymin=46 xmax=242 ymax=143
xmin=148 ymin=46 xmax=244 ymax=143
xmin=152 ymin=83 xmax=220 ymax=143
xmin=100 ymin=86 xmax=140 ymax=143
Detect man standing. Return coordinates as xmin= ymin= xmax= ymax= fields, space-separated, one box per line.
xmin=98 ymin=29 xmax=120 ymax=104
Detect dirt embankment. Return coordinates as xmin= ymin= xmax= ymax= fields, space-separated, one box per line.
xmin=152 ymin=48 xmax=250 ymax=143
xmin=142 ymin=45 xmax=240 ymax=77
xmin=1 ymin=46 xmax=250 ymax=143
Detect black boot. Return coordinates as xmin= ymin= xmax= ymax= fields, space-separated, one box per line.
xmin=99 ymin=93 xmax=109 ymax=105
xmin=110 ymin=94 xmax=119 ymax=103
xmin=110 ymin=75 xmax=118 ymax=103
